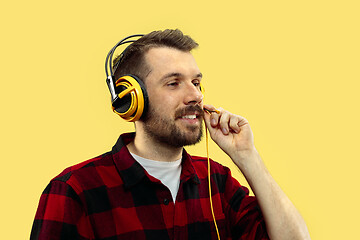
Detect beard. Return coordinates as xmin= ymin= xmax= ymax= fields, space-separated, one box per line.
xmin=141 ymin=104 xmax=204 ymax=148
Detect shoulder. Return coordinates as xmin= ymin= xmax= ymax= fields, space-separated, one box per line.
xmin=50 ymin=151 xmax=115 ymax=192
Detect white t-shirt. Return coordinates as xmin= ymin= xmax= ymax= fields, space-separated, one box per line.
xmin=130 ymin=153 xmax=182 ymax=203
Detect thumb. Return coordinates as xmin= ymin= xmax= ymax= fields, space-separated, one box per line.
xmin=203 ymin=111 xmax=219 ymax=138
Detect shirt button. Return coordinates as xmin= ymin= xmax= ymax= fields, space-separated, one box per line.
xmin=163 ymin=198 xmax=170 ymax=205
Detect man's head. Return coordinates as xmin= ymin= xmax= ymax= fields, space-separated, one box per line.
xmin=113 ymin=29 xmax=204 ymax=148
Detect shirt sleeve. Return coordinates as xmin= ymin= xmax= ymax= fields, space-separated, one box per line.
xmin=223 ymin=169 xmax=270 ymax=240
xmin=30 ymin=180 xmax=93 ymax=240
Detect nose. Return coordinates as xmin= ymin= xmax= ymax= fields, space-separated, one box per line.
xmin=184 ymin=82 xmax=203 ymax=105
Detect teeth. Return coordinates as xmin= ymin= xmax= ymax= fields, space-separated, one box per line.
xmin=181 ymin=115 xmax=197 ymax=119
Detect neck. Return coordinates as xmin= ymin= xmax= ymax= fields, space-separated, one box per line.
xmin=127 ymin=130 xmax=183 ymax=162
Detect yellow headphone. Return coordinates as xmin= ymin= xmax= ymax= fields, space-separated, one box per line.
xmin=112 ymin=75 xmax=148 ymax=122
xmin=105 ymin=35 xmax=148 ymax=122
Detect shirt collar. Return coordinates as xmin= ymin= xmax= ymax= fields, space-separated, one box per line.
xmin=111 ymin=132 xmax=200 ymax=189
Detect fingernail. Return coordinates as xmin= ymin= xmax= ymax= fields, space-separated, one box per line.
xmin=222 ymin=128 xmax=228 ymax=134
xmin=211 ymin=119 xmax=216 ymax=125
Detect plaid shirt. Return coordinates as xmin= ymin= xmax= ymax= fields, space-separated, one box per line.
xmin=31 ymin=133 xmax=269 ymax=240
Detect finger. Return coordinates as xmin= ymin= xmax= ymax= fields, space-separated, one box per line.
xmin=203 ymin=110 xmax=212 ymax=128
xmin=204 ymin=105 xmax=220 ymax=127
xmin=209 ymin=110 xmax=220 ymax=127
xmin=218 ymin=109 xmax=231 ymax=135
xmin=203 ymin=104 xmax=220 ymax=115
xmin=203 ymin=104 xmax=216 ymax=112
xmin=237 ymin=116 xmax=249 ymax=128
xmin=229 ymin=115 xmax=241 ymax=133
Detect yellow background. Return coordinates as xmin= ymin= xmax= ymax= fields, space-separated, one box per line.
xmin=1 ymin=0 xmax=359 ymax=239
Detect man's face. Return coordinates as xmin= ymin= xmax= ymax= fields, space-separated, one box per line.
xmin=141 ymin=47 xmax=204 ymax=148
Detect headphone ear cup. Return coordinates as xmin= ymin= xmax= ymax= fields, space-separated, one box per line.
xmin=113 ymin=75 xmax=148 ymax=122
xmin=113 ymin=84 xmax=132 ymax=114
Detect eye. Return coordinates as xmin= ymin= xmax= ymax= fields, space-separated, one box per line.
xmin=167 ymin=81 xmax=179 ymax=87
xmin=192 ymin=80 xmax=201 ymax=87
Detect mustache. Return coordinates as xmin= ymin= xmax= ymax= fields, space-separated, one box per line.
xmin=175 ymin=105 xmax=204 ymax=118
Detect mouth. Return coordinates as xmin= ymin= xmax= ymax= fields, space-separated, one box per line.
xmin=175 ymin=105 xmax=204 ymax=123
xmin=175 ymin=105 xmax=203 ymax=122
xmin=180 ymin=114 xmax=199 ymax=120
xmin=177 ymin=114 xmax=201 ymax=127
xmin=176 ymin=111 xmax=204 ymax=127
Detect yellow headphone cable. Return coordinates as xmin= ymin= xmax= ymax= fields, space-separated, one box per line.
xmin=204 ymin=108 xmax=221 ymax=240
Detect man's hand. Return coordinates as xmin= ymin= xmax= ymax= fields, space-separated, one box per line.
xmin=203 ymin=104 xmax=257 ymax=168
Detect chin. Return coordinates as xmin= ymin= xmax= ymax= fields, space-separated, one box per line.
xmin=183 ymin=129 xmax=203 ymax=146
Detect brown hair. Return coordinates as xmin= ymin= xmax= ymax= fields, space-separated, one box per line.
xmin=113 ymin=29 xmax=198 ymax=81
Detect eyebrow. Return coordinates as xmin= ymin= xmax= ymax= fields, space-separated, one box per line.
xmin=160 ymin=72 xmax=203 ymax=82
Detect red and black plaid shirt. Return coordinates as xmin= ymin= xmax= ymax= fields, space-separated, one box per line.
xmin=31 ymin=133 xmax=269 ymax=239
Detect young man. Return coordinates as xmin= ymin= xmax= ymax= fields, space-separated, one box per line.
xmin=31 ymin=29 xmax=310 ymax=239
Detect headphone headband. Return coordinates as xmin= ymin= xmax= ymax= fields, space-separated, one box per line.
xmin=105 ymin=34 xmax=144 ymax=107
xmin=105 ymin=34 xmax=144 ymax=78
